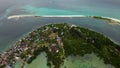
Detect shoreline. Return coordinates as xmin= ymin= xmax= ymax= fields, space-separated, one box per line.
xmin=0 ymin=23 xmax=120 ymax=68
xmin=7 ymin=14 xmax=120 ymax=25
xmin=89 ymin=16 xmax=120 ymax=25
xmin=7 ymin=15 xmax=86 ymax=19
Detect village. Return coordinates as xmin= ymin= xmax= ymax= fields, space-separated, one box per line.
xmin=0 ymin=23 xmax=68 ymax=68
xmin=0 ymin=23 xmax=120 ymax=68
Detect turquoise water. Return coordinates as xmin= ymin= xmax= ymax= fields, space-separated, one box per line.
xmin=15 ymin=52 xmax=48 ymax=68
xmin=15 ymin=53 xmax=115 ymax=68
xmin=21 ymin=5 xmax=120 ymax=19
xmin=61 ymin=53 xmax=114 ymax=68
xmin=0 ymin=0 xmax=120 ymax=19
xmin=0 ymin=17 xmax=120 ymax=68
xmin=0 ymin=0 xmax=120 ymax=67
xmin=22 ymin=5 xmax=80 ymax=15
xmin=4 ymin=17 xmax=119 ymax=68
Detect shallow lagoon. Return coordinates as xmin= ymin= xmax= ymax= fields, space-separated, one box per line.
xmin=0 ymin=0 xmax=120 ymax=67
xmin=15 ymin=52 xmax=48 ymax=68
xmin=61 ymin=53 xmax=114 ymax=68
xmin=15 ymin=53 xmax=115 ymax=68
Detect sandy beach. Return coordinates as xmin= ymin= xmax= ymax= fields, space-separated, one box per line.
xmin=90 ymin=16 xmax=120 ymax=25
xmin=7 ymin=15 xmax=86 ymax=19
xmin=7 ymin=15 xmax=120 ymax=25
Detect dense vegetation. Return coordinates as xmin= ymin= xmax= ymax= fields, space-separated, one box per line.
xmin=91 ymin=16 xmax=111 ymax=21
xmin=16 ymin=23 xmax=120 ymax=68
xmin=62 ymin=24 xmax=120 ymax=68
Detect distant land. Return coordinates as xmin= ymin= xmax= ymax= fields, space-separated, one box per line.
xmin=7 ymin=15 xmax=120 ymax=25
xmin=0 ymin=23 xmax=120 ymax=68
xmin=89 ymin=16 xmax=120 ymax=25
xmin=7 ymin=15 xmax=85 ymax=19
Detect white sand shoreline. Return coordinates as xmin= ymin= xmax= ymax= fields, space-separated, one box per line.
xmin=90 ymin=16 xmax=120 ymax=25
xmin=7 ymin=14 xmax=120 ymax=25
xmin=7 ymin=15 xmax=86 ymax=19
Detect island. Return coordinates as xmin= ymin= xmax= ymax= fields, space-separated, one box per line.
xmin=7 ymin=15 xmax=120 ymax=25
xmin=89 ymin=16 xmax=120 ymax=25
xmin=0 ymin=23 xmax=120 ymax=68
xmin=7 ymin=15 xmax=85 ymax=19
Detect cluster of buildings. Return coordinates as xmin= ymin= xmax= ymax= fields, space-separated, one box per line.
xmin=0 ymin=36 xmax=36 ymax=68
xmin=0 ymin=24 xmax=66 ymax=68
xmin=0 ymin=26 xmax=46 ymax=68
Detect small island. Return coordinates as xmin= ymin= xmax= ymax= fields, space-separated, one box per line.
xmin=0 ymin=23 xmax=120 ymax=68
xmin=7 ymin=15 xmax=120 ymax=25
xmin=89 ymin=16 xmax=120 ymax=25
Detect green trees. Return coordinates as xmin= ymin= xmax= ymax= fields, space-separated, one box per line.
xmin=16 ymin=23 xmax=120 ymax=68
xmin=62 ymin=24 xmax=120 ymax=68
